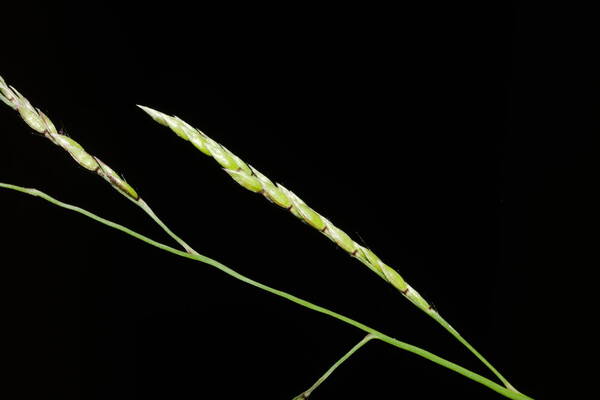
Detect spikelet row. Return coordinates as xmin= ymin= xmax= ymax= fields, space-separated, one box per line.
xmin=138 ymin=105 xmax=434 ymax=313
xmin=1 ymin=76 xmax=139 ymax=201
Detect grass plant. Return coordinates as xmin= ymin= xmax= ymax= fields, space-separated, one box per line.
xmin=1 ymin=74 xmax=533 ymax=399
xmin=137 ymin=105 xmax=519 ymax=393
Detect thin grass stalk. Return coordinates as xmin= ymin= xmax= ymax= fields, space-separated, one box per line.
xmin=293 ymin=334 xmax=376 ymax=400
xmin=0 ymin=182 xmax=533 ymax=400
xmin=137 ymin=105 xmax=517 ymax=391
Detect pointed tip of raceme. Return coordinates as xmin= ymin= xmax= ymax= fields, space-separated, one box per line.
xmin=138 ymin=105 xmax=193 ymax=141
xmin=137 ymin=104 xmax=170 ymax=127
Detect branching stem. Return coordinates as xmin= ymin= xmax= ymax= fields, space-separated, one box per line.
xmin=293 ymin=334 xmax=376 ymax=399
xmin=137 ymin=106 xmax=519 ymax=391
xmin=137 ymin=199 xmax=197 ymax=254
xmin=0 ymin=182 xmax=533 ymax=400
xmin=431 ymin=312 xmax=518 ymax=392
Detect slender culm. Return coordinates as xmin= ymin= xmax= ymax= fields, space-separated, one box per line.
xmin=0 ymin=181 xmax=533 ymax=400
xmin=137 ymin=105 xmax=519 ymax=391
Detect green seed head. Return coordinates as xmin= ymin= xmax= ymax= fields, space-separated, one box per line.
xmin=231 ymin=153 xmax=252 ymax=175
xmin=11 ymin=89 xmax=47 ymax=133
xmin=352 ymin=245 xmax=370 ymax=263
xmin=277 ymin=184 xmax=303 ymax=218
xmin=136 ymin=106 xmax=423 ymax=305
xmin=284 ymin=188 xmax=326 ymax=231
xmin=2 ymin=76 xmax=140 ymax=203
xmin=174 ymin=118 xmax=211 ymax=156
xmin=322 ymin=218 xmax=357 ymax=254
xmin=225 ymin=169 xmax=263 ymax=192
xmin=204 ymin=138 xmax=239 ymax=170
xmin=405 ymin=285 xmax=431 ymax=311
xmin=250 ymin=168 xmax=292 ymax=208
xmin=96 ymin=158 xmax=139 ymax=200
xmin=54 ymin=134 xmax=83 ymax=150
xmin=0 ymin=78 xmax=51 ymax=134
xmin=265 ymin=184 xmax=293 ymax=208
xmin=380 ymin=263 xmax=408 ymax=292
xmin=359 ymin=247 xmax=381 ymax=271
xmin=187 ymin=131 xmax=211 ymax=155
xmin=135 ymin=105 xmax=443 ymax=323
xmin=54 ymin=135 xmax=100 ymax=171
xmin=173 ymin=117 xmax=197 ymax=138
xmin=164 ymin=115 xmax=191 ymax=140
xmin=37 ymin=110 xmax=58 ymax=135
xmin=138 ymin=105 xmax=211 ymax=155
xmin=137 ymin=105 xmax=169 ymax=127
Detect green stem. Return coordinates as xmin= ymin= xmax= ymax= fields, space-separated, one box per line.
xmin=137 ymin=199 xmax=197 ymax=254
xmin=0 ymin=182 xmax=533 ymax=400
xmin=141 ymin=187 xmax=517 ymax=393
xmin=137 ymin=106 xmax=517 ymax=390
xmin=138 ymin=196 xmax=522 ymax=395
xmin=293 ymin=334 xmax=375 ymax=399
xmin=431 ymin=312 xmax=518 ymax=392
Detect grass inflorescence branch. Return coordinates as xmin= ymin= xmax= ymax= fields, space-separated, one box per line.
xmin=0 ymin=75 xmax=138 ymax=201
xmin=137 ymin=105 xmax=518 ymax=392
xmin=137 ymin=105 xmax=414 ymax=296
xmin=0 ymin=75 xmax=197 ymax=255
xmin=293 ymin=334 xmax=376 ymax=399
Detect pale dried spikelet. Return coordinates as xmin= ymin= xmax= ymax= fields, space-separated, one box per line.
xmin=138 ymin=105 xmax=433 ymax=313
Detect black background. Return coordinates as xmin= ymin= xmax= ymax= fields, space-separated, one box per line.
xmin=1 ymin=2 xmax=596 ymax=399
